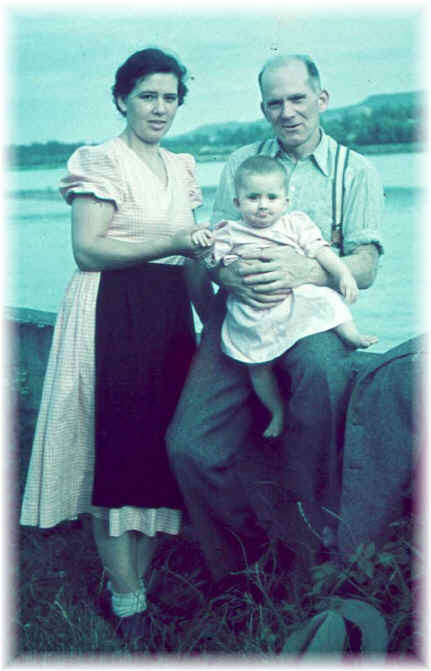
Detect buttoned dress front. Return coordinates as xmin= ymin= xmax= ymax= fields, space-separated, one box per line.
xmin=208 ymin=213 xmax=352 ymax=364
xmin=20 ymin=137 xmax=202 ymax=537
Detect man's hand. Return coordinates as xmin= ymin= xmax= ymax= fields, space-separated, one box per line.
xmin=217 ymin=246 xmax=314 ymax=309
xmin=218 ymin=262 xmax=288 ymax=309
xmin=238 ymin=246 xmax=315 ymax=291
xmin=215 ymin=243 xmax=379 ymax=309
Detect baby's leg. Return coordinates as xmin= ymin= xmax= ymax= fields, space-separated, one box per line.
xmin=248 ymin=361 xmax=284 ymax=438
xmin=335 ymin=320 xmax=378 ymax=349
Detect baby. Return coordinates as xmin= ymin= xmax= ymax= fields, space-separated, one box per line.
xmin=193 ymin=156 xmax=377 ymax=438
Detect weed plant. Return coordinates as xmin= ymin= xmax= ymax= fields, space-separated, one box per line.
xmin=13 ymin=505 xmax=420 ymax=660
xmin=11 ymin=369 xmax=421 ymax=661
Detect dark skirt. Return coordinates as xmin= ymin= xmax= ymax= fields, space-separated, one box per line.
xmin=92 ymin=262 xmax=196 ymax=509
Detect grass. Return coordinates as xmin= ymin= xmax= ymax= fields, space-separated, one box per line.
xmin=11 ymin=375 xmax=422 ymax=662
xmin=13 ymin=501 xmax=421 ymax=660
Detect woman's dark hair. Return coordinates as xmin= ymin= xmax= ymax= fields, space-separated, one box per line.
xmin=112 ymin=48 xmax=188 ymax=116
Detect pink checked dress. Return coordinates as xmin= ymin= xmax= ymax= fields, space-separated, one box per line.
xmin=20 ymin=137 xmax=202 ymax=537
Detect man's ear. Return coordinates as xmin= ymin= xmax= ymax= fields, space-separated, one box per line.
xmin=318 ymin=89 xmax=329 ymax=113
xmin=260 ymin=101 xmax=270 ymax=122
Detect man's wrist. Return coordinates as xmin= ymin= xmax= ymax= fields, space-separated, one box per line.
xmin=217 ymin=264 xmax=236 ymax=289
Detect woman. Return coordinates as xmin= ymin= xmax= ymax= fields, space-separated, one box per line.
xmin=20 ymin=48 xmax=211 ymax=643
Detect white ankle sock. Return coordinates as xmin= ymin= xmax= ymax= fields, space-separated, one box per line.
xmin=107 ymin=580 xmax=147 ymax=618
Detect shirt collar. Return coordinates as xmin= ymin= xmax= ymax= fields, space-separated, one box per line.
xmin=312 ymin=130 xmax=330 ymax=176
xmin=272 ymin=128 xmax=330 ymax=176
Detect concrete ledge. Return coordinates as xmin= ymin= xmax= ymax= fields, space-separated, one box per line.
xmin=6 ymin=306 xmax=56 ymax=414
xmin=5 ymin=305 xmax=57 ymax=326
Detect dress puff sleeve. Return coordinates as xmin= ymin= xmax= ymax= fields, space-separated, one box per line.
xmin=59 ymin=144 xmax=125 ymax=207
xmin=180 ymin=153 xmax=203 ymax=210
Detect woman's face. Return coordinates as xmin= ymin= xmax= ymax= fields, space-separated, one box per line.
xmin=119 ymin=72 xmax=180 ymax=145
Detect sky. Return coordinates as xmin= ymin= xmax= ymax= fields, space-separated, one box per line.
xmin=3 ymin=0 xmax=428 ymax=146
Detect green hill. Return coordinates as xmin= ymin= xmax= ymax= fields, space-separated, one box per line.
xmin=7 ymin=90 xmax=426 ymax=169
xmin=163 ymin=90 xmax=425 ymax=157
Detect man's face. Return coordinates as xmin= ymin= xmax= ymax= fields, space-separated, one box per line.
xmin=260 ymin=60 xmax=329 ymax=159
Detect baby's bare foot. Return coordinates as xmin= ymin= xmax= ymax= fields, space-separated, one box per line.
xmin=263 ymin=414 xmax=283 ymax=439
xmin=345 ymin=333 xmax=379 ymax=349
xmin=357 ymin=334 xmax=379 ymax=349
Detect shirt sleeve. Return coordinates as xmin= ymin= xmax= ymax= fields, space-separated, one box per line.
xmin=181 ymin=153 xmax=203 ymax=211
xmin=290 ymin=211 xmax=330 ymax=258
xmin=342 ymin=157 xmax=384 ymax=256
xmin=59 ymin=145 xmax=125 ymax=207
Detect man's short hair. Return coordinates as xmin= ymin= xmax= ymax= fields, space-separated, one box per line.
xmin=258 ymin=54 xmax=322 ymax=94
xmin=234 ymin=155 xmax=289 ymax=194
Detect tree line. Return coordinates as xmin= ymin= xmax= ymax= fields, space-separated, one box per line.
xmin=7 ymin=92 xmax=424 ymax=169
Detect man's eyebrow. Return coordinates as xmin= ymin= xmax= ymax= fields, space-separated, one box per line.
xmin=265 ymin=98 xmax=283 ymax=107
xmin=266 ymin=93 xmax=306 ymax=103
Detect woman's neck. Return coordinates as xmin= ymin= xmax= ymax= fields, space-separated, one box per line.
xmin=119 ymin=130 xmax=160 ymax=160
xmin=119 ymin=131 xmax=167 ymax=186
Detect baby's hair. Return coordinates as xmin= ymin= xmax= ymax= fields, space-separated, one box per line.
xmin=234 ymin=155 xmax=289 ymax=195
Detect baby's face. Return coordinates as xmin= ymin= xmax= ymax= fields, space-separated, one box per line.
xmin=234 ymin=172 xmax=289 ymax=228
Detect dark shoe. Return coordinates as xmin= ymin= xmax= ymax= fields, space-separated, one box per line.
xmin=115 ymin=611 xmax=148 ymax=649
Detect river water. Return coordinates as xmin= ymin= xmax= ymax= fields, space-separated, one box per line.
xmin=5 ymin=151 xmax=427 ymax=353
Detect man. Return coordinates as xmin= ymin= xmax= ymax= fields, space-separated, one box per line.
xmin=166 ymin=54 xmax=384 ymax=581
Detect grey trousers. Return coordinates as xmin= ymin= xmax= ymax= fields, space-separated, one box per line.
xmin=166 ymin=290 xmax=361 ymax=579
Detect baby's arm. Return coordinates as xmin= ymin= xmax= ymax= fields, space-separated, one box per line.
xmin=314 ymin=246 xmax=358 ymax=303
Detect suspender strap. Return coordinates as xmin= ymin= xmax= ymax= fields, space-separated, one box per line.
xmin=257 ymin=138 xmax=349 ymax=252
xmin=331 ymin=143 xmax=350 ymax=253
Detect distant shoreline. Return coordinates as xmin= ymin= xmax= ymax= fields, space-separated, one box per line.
xmin=193 ymin=141 xmax=424 ymax=164
xmin=7 ymin=141 xmax=425 ymax=172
